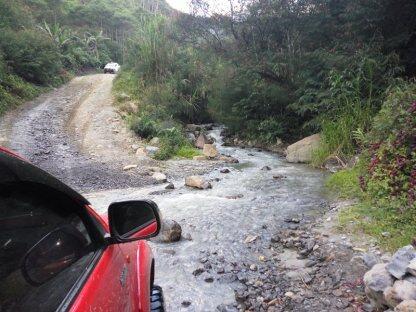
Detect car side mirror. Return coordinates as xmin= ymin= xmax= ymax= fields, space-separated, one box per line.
xmin=22 ymin=225 xmax=87 ymax=285
xmin=108 ymin=200 xmax=161 ymax=243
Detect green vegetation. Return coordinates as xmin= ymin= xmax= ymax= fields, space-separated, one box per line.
xmin=328 ymin=81 xmax=416 ymax=250
xmin=0 ymin=0 xmax=168 ymax=114
xmin=2 ymin=0 xmax=415 ymax=247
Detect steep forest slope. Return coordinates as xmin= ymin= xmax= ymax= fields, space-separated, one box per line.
xmin=0 ymin=0 xmax=169 ymax=114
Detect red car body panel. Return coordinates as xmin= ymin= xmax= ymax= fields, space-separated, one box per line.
xmin=0 ymin=147 xmax=157 ymax=312
xmin=71 ymin=206 xmax=156 ymax=312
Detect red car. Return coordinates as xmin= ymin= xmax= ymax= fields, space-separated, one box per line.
xmin=0 ymin=147 xmax=165 ymax=312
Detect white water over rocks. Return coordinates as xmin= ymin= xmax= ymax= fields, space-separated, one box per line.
xmin=86 ymin=126 xmax=327 ymax=311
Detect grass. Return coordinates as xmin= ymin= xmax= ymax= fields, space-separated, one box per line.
xmin=338 ymin=202 xmax=416 ymax=252
xmin=175 ymin=145 xmax=201 ymax=159
xmin=327 ymin=165 xmax=416 ymax=251
xmin=325 ymin=166 xmax=362 ymax=199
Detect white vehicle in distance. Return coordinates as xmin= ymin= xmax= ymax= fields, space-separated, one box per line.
xmin=104 ymin=62 xmax=120 ymax=74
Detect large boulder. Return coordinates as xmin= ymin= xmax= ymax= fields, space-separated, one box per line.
xmin=155 ymin=219 xmax=182 ymax=243
xmin=384 ymin=280 xmax=416 ymax=308
xmin=185 ymin=176 xmax=212 ymax=189
xmin=203 ymin=144 xmax=219 ymax=158
xmin=387 ymin=245 xmax=416 ymax=279
xmin=364 ymin=263 xmax=395 ymax=309
xmin=286 ymin=134 xmax=321 ymax=163
xmin=195 ymin=134 xmax=213 ymax=149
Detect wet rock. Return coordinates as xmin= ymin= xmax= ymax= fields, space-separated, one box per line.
xmin=123 ymin=164 xmax=137 ymax=171
xmin=261 ymin=166 xmax=272 ymax=171
xmin=284 ymin=217 xmax=301 ymax=224
xmin=220 ymin=168 xmax=231 ymax=173
xmin=384 ymin=280 xmax=416 ymax=308
xmin=181 ymin=301 xmax=191 ymax=307
xmin=395 ymin=300 xmax=416 ymax=311
xmin=203 ymin=144 xmax=219 ymax=158
xmin=386 ymin=245 xmax=416 ymax=279
xmin=195 ymin=133 xmax=212 ymax=149
xmin=407 ymin=259 xmax=416 ymax=276
xmin=185 ymin=175 xmax=212 ymax=189
xmin=156 ymin=220 xmax=182 ymax=243
xmin=286 ymin=134 xmax=321 ymax=163
xmin=193 ymin=268 xmax=205 ymax=276
xmin=165 ymin=182 xmax=175 ymax=189
xmin=226 ymin=194 xmax=244 ymax=199
xmin=364 ymin=263 xmax=394 ymax=309
xmin=205 ymin=276 xmax=214 ymax=283
xmin=152 ymin=172 xmax=167 ymax=183
xmin=250 ymin=264 xmax=258 ymax=271
xmin=270 ymin=233 xmax=281 ymax=243
xmin=273 ymin=175 xmax=287 ymax=179
xmin=219 ymin=155 xmax=239 ymax=163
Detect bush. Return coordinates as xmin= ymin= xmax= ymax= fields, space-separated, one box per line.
xmin=363 ymin=81 xmax=416 ymax=211
xmin=154 ymin=127 xmax=192 ymax=160
xmin=0 ymin=29 xmax=63 ymax=85
xmin=129 ymin=115 xmax=159 ymax=139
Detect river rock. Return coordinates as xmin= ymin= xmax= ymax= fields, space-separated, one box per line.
xmin=395 ymin=300 xmax=416 ymax=311
xmin=152 ymin=172 xmax=167 ymax=183
xmin=157 ymin=219 xmax=182 ymax=243
xmin=187 ymin=132 xmax=196 ymax=143
xmin=123 ymin=164 xmax=137 ymax=171
xmin=165 ymin=182 xmax=175 ymax=189
xmin=261 ymin=166 xmax=271 ymax=171
xmin=384 ymin=280 xmax=416 ymax=308
xmin=387 ymin=245 xmax=416 ymax=279
xmin=219 ymin=155 xmax=239 ymax=163
xmin=145 ymin=146 xmax=159 ymax=156
xmin=407 ymin=259 xmax=416 ymax=276
xmin=149 ymin=137 xmax=160 ymax=145
xmin=195 ymin=134 xmax=212 ymax=149
xmin=220 ymin=168 xmax=230 ymax=173
xmin=186 ymin=124 xmax=202 ymax=132
xmin=203 ymin=144 xmax=219 ymax=158
xmin=193 ymin=155 xmax=207 ymax=161
xmin=364 ymin=263 xmax=395 ymax=309
xmin=185 ymin=176 xmax=212 ymax=189
xmin=136 ymin=147 xmax=148 ymax=157
xmin=285 ymin=134 xmax=321 ymax=163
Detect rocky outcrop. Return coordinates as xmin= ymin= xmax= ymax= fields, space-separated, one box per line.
xmin=185 ymin=175 xmax=212 ymax=189
xmin=364 ymin=246 xmax=416 ymax=310
xmin=286 ymin=134 xmax=321 ymax=163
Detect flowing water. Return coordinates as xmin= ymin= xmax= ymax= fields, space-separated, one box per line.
xmin=86 ymin=127 xmax=327 ymax=311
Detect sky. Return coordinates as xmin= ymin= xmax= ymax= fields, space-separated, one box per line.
xmin=166 ymin=0 xmax=233 ymax=14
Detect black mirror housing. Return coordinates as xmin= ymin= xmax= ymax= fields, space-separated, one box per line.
xmin=108 ymin=200 xmax=161 ymax=243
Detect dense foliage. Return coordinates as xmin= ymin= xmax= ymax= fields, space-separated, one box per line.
xmin=0 ymin=0 xmax=168 ymax=113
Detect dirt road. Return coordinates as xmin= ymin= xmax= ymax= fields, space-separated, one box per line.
xmin=0 ymin=74 xmax=156 ymax=192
